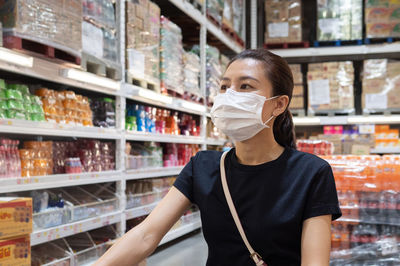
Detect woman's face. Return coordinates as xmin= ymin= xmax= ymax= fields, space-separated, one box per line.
xmin=220 ymin=58 xmax=288 ymax=123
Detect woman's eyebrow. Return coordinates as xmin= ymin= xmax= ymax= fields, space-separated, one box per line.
xmin=221 ymin=76 xmax=260 ymax=83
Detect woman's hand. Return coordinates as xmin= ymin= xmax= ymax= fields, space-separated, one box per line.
xmin=301 ymin=215 xmax=332 ymax=266
xmin=94 ymin=187 xmax=191 ymax=266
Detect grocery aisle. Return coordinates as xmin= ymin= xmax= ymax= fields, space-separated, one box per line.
xmin=148 ymin=231 xmax=208 ymax=266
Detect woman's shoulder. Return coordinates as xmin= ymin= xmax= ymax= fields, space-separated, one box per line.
xmin=193 ymin=150 xmax=224 ymax=162
xmin=288 ymin=148 xmax=331 ymax=170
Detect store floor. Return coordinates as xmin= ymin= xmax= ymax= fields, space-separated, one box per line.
xmin=148 ymin=230 xmax=208 ymax=266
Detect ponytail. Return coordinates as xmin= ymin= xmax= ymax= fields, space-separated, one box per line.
xmin=273 ymin=109 xmax=296 ymax=149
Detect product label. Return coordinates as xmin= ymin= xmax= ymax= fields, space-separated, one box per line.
xmin=379 ymin=237 xmax=398 ymax=255
xmin=127 ymin=49 xmax=145 ymax=78
xmin=318 ymin=18 xmax=340 ymax=35
xmin=359 ymin=124 xmax=375 ymax=134
xmin=82 ymin=21 xmax=104 ymax=58
xmin=268 ymin=22 xmax=289 ymax=38
xmin=308 ymin=79 xmax=330 ymax=105
xmin=365 ymin=93 xmax=387 ymax=109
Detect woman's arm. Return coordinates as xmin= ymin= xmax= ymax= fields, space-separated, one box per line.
xmin=94 ymin=186 xmax=191 ymax=266
xmin=301 ymin=215 xmax=332 ymax=266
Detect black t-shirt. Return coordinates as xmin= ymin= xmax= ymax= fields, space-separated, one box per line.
xmin=173 ymin=147 xmax=342 ymax=266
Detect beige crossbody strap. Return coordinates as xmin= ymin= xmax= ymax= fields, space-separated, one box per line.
xmin=220 ymin=151 xmax=266 ymax=266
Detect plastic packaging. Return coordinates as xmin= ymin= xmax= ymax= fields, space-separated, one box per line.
xmin=362 ymin=59 xmax=400 ymax=113
xmin=307 ymin=61 xmax=355 ymax=114
xmin=183 ymin=51 xmax=201 ymax=100
xmin=264 ymin=0 xmax=302 ymax=44
xmin=0 ymin=0 xmax=82 ymax=54
xmin=365 ymin=1 xmax=400 ymax=38
xmin=317 ymin=0 xmax=362 ymax=41
xmin=296 ymin=139 xmax=334 ymax=155
xmin=91 ymin=98 xmax=115 ymax=128
xmin=160 ymin=16 xmax=184 ymax=95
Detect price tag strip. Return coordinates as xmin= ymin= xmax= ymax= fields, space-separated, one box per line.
xmin=31 ymin=211 xmax=122 ymax=246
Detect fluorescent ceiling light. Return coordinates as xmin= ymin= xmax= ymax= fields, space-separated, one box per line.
xmin=293 ymin=117 xmax=321 ymax=126
xmin=0 ymin=48 xmax=33 ymax=67
xmin=137 ymin=88 xmax=173 ymax=104
xmin=348 ymin=116 xmax=400 ymax=124
xmin=180 ymin=101 xmax=206 ymax=113
xmin=61 ymin=69 xmax=120 ymax=90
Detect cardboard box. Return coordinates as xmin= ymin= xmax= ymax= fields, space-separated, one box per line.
xmin=0 ymin=235 xmax=30 ymax=266
xmin=0 ymin=198 xmax=32 ymax=240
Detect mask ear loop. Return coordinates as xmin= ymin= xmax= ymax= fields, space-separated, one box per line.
xmin=263 ymin=115 xmax=274 ymax=128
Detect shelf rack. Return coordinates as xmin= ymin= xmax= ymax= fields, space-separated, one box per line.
xmin=0 ymin=0 xmax=239 ymax=253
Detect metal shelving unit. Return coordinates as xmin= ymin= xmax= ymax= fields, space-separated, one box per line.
xmin=0 ymin=0 xmax=241 ymax=254
xmin=159 ymin=219 xmax=202 ymax=246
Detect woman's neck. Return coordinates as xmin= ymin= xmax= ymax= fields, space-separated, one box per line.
xmin=234 ymin=130 xmax=284 ymax=165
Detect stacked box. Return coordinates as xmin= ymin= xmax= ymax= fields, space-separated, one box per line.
xmin=264 ymin=0 xmax=302 ymax=44
xmin=183 ymin=51 xmax=201 ymax=98
xmin=0 ymin=0 xmax=82 ymax=54
xmin=365 ymin=0 xmax=400 ymax=38
xmin=317 ymin=0 xmax=362 ymax=41
xmin=289 ymin=64 xmax=304 ymax=110
xmin=362 ymin=59 xmax=400 ymax=112
xmin=126 ymin=0 xmax=160 ymax=82
xmin=207 ymin=0 xmax=224 ymax=24
xmin=0 ymin=82 xmax=45 ymax=121
xmin=160 ymin=16 xmax=184 ymax=95
xmin=0 ymin=197 xmax=32 ymax=266
xmin=307 ymin=61 xmax=355 ymax=113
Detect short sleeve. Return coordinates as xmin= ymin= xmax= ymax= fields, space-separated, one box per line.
xmin=173 ymin=155 xmax=195 ymax=203
xmin=303 ymin=163 xmax=342 ymax=221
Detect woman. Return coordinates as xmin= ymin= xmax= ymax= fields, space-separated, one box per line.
xmin=95 ymin=49 xmax=341 ymax=266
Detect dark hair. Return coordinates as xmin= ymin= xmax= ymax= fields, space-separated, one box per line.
xmin=228 ymin=48 xmax=296 ymax=149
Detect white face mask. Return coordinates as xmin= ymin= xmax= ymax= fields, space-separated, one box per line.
xmin=210 ymin=89 xmax=278 ymax=142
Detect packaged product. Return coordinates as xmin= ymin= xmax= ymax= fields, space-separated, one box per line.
xmin=365 ymin=0 xmax=400 ymax=38
xmin=317 ymin=0 xmax=362 ymax=41
xmin=289 ymin=64 xmax=304 ymax=110
xmin=0 ymin=198 xmax=32 ymax=239
xmin=307 ymin=61 xmax=355 ymax=114
xmin=0 ymin=235 xmax=30 ymax=266
xmin=264 ymin=0 xmax=302 ymax=44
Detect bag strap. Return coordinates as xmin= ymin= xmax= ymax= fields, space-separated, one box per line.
xmin=220 ymin=151 xmax=266 ymax=266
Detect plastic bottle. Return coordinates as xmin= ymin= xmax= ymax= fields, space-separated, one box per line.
xmin=350 ymin=224 xmax=361 ymax=248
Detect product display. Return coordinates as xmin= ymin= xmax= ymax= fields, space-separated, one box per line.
xmin=0 ymin=235 xmax=30 ymax=266
xmin=21 ymin=141 xmax=53 ymax=177
xmin=317 ymin=0 xmax=362 ymax=41
xmin=289 ymin=64 xmax=304 ymax=110
xmin=297 ymin=139 xmax=334 ymax=155
xmin=163 ymin=143 xmax=199 ymax=167
xmin=126 ymin=0 xmax=160 ymax=82
xmin=0 ymin=81 xmax=45 ymax=121
xmin=264 ymin=0 xmax=302 ymax=44
xmin=0 ymin=0 xmax=82 ymax=54
xmin=307 ymin=61 xmax=355 ymax=114
xmin=125 ymin=142 xmax=163 ymax=170
xmin=324 ymin=155 xmax=400 ymax=264
xmin=362 ymin=59 xmax=400 ymax=112
xmin=160 ymin=16 xmax=184 ymax=95
xmin=126 ymin=104 xmax=200 ymax=136
xmin=0 ymin=138 xmax=21 ymax=178
xmin=91 ymin=98 xmax=116 ymax=128
xmin=0 ymin=197 xmax=32 ymax=239
xmin=365 ymin=0 xmax=400 ymax=38
xmin=36 ymin=88 xmax=93 ymax=126
xmin=183 ymin=51 xmax=201 ymax=100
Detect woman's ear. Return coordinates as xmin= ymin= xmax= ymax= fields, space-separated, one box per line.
xmin=272 ymin=95 xmax=289 ymax=117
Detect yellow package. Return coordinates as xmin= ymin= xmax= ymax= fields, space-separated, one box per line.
xmin=0 ymin=198 xmax=32 ymax=240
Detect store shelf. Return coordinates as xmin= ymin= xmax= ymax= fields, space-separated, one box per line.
xmin=125 ymin=202 xmax=158 ymax=220
xmin=31 ymin=211 xmax=122 ymax=246
xmin=125 ymin=166 xmax=183 ymax=181
xmin=158 ymin=219 xmax=202 ymax=246
xmin=270 ymin=43 xmax=400 ymax=58
xmin=337 ymin=218 xmax=400 ymax=227
xmin=205 ymin=20 xmax=243 ymax=54
xmin=126 ymin=131 xmax=204 ymax=144
xmin=121 ymin=83 xmax=206 ymax=116
xmin=0 ymin=47 xmax=121 ymax=95
xmin=168 ymin=0 xmax=204 ymax=25
xmin=0 ymin=170 xmax=122 ymax=193
xmin=370 ymin=148 xmax=400 ymax=154
xmin=293 ymin=115 xmax=400 ymax=126
xmin=206 ymin=138 xmax=226 ymax=146
xmin=0 ymin=119 xmax=121 ymax=139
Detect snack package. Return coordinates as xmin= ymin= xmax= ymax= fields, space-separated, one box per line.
xmin=365 ymin=0 xmax=400 ymax=38
xmin=317 ymin=0 xmax=362 ymax=41
xmin=362 ymin=59 xmax=400 ymax=112
xmin=183 ymin=51 xmax=201 ymax=99
xmin=0 ymin=198 xmax=32 ymax=239
xmin=264 ymin=0 xmax=302 ymax=44
xmin=307 ymin=61 xmax=355 ymax=114
xmin=0 ymin=235 xmax=30 ymax=266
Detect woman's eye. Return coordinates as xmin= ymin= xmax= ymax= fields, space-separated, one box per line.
xmin=220 ymin=85 xmax=227 ymax=91
xmin=240 ymin=84 xmax=253 ymax=90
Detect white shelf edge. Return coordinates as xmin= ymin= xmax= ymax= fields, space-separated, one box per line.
xmin=0 ymin=119 xmax=121 ymax=139
xmin=270 ymin=43 xmax=400 ymax=58
xmin=370 ymin=148 xmax=400 ymax=154
xmin=0 ymin=47 xmax=122 ymax=96
xmin=205 ymin=20 xmax=243 ymax=54
xmin=0 ymin=170 xmax=123 ymax=193
xmin=294 ymin=115 xmax=400 ymax=126
xmin=31 ymin=211 xmax=122 ymax=246
xmin=125 ymin=202 xmax=158 ymax=220
xmin=125 ymin=167 xmax=183 ymax=180
xmin=121 ymin=83 xmax=206 ymax=116
xmin=206 ymin=138 xmax=226 ymax=146
xmin=158 ymin=219 xmax=202 ymax=246
xmin=125 ymin=131 xmax=204 ymax=144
